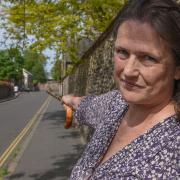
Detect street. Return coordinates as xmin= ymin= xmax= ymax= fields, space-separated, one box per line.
xmin=0 ymin=91 xmax=48 ymax=156
xmin=0 ymin=91 xmax=85 ymax=180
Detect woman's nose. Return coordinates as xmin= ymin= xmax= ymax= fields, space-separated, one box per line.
xmin=123 ymin=57 xmax=139 ymax=77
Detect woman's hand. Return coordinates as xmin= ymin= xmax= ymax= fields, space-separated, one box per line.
xmin=62 ymin=95 xmax=85 ymax=110
xmin=62 ymin=95 xmax=85 ymax=129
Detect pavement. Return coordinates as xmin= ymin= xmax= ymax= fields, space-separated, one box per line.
xmin=0 ymin=92 xmax=21 ymax=103
xmin=3 ymin=96 xmax=86 ymax=180
xmin=0 ymin=93 xmax=20 ymax=103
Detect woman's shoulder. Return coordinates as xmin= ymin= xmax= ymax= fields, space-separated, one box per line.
xmin=172 ymin=121 xmax=180 ymax=149
xmin=165 ymin=117 xmax=180 ymax=153
xmin=92 ymin=90 xmax=127 ymax=106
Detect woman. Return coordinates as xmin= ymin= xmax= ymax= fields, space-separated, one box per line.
xmin=62 ymin=0 xmax=180 ymax=179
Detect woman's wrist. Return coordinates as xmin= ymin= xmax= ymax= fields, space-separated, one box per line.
xmin=62 ymin=95 xmax=85 ymax=110
xmin=72 ymin=96 xmax=85 ymax=109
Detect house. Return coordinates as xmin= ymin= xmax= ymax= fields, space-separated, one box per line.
xmin=22 ymin=68 xmax=33 ymax=91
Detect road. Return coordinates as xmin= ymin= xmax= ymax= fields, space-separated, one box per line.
xmin=2 ymin=92 xmax=85 ymax=180
xmin=0 ymin=91 xmax=48 ymax=156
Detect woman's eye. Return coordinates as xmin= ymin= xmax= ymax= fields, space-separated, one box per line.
xmin=143 ymin=55 xmax=157 ymax=62
xmin=115 ymin=49 xmax=128 ymax=59
xmin=141 ymin=55 xmax=158 ymax=66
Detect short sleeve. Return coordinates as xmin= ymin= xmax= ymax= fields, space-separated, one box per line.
xmin=74 ymin=90 xmax=123 ymax=129
xmin=74 ymin=95 xmax=96 ymax=128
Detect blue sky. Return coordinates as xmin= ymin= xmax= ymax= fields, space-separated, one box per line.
xmin=43 ymin=49 xmax=56 ymax=74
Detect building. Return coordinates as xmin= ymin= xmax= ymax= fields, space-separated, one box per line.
xmin=22 ymin=68 xmax=33 ymax=91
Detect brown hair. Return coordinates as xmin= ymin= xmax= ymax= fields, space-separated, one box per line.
xmin=115 ymin=0 xmax=180 ymax=119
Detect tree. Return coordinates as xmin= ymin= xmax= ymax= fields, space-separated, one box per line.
xmin=0 ymin=46 xmax=47 ymax=84
xmin=0 ymin=48 xmax=24 ymax=83
xmin=2 ymin=0 xmax=127 ymax=64
xmin=51 ymin=59 xmax=61 ymax=81
xmin=23 ymin=50 xmax=47 ymax=83
xmin=32 ymin=61 xmax=47 ymax=83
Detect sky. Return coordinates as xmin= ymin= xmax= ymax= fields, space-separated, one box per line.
xmin=43 ymin=49 xmax=56 ymax=74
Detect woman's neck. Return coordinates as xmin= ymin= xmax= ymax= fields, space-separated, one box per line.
xmin=125 ymin=100 xmax=175 ymax=127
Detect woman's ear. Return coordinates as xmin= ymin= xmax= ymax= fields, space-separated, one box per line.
xmin=174 ymin=66 xmax=180 ymax=80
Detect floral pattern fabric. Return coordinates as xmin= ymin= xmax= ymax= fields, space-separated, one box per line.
xmin=70 ymin=90 xmax=180 ymax=179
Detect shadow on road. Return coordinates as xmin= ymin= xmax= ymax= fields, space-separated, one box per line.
xmin=6 ymin=107 xmax=85 ymax=180
xmin=7 ymin=146 xmax=84 ymax=180
xmin=42 ymin=110 xmax=66 ymax=123
xmin=43 ymin=110 xmax=83 ymax=140
xmin=29 ymin=144 xmax=84 ymax=180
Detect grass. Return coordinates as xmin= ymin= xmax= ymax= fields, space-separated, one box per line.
xmin=0 ymin=166 xmax=9 ymax=179
xmin=12 ymin=147 xmax=20 ymax=159
xmin=0 ymin=147 xmax=21 ymax=179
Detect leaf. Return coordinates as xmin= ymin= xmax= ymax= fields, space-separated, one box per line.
xmin=2 ymin=0 xmax=127 ymax=76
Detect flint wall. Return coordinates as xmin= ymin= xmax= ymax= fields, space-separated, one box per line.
xmin=68 ymin=12 xmax=121 ymax=96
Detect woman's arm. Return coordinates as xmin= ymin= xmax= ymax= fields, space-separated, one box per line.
xmin=62 ymin=91 xmax=119 ymax=129
xmin=62 ymin=95 xmax=85 ymax=110
xmin=62 ymin=94 xmax=99 ymax=129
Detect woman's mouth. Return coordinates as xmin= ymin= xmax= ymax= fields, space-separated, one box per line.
xmin=121 ymin=79 xmax=143 ymax=89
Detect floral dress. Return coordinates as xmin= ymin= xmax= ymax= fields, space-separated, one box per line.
xmin=70 ymin=90 xmax=180 ymax=179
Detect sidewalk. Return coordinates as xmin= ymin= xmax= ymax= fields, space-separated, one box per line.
xmin=0 ymin=92 xmax=21 ymax=103
xmin=5 ymin=97 xmax=85 ymax=180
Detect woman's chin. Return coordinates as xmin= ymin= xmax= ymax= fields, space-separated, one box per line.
xmin=123 ymin=96 xmax=139 ymax=104
xmin=120 ymin=90 xmax=145 ymax=104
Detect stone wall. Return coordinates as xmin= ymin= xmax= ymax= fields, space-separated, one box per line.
xmin=68 ymin=13 xmax=120 ymax=96
xmin=66 ymin=10 xmax=121 ymax=142
xmin=68 ymin=37 xmax=116 ymax=95
xmin=85 ymin=36 xmax=115 ymax=95
xmin=68 ymin=34 xmax=116 ymax=141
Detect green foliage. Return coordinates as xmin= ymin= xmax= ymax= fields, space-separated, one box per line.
xmin=2 ymin=0 xmax=127 ymax=77
xmin=0 ymin=48 xmax=24 ymax=82
xmin=32 ymin=61 xmax=47 ymax=83
xmin=0 ymin=0 xmax=127 ymax=79
xmin=0 ymin=46 xmax=47 ymax=83
xmin=0 ymin=166 xmax=9 ymax=178
xmin=51 ymin=59 xmax=61 ymax=81
xmin=23 ymin=50 xmax=47 ymax=83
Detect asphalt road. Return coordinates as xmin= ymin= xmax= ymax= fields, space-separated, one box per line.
xmin=5 ymin=95 xmax=85 ymax=180
xmin=0 ymin=91 xmax=48 ymax=156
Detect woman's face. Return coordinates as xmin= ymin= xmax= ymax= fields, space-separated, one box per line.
xmin=113 ymin=20 xmax=180 ymax=107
